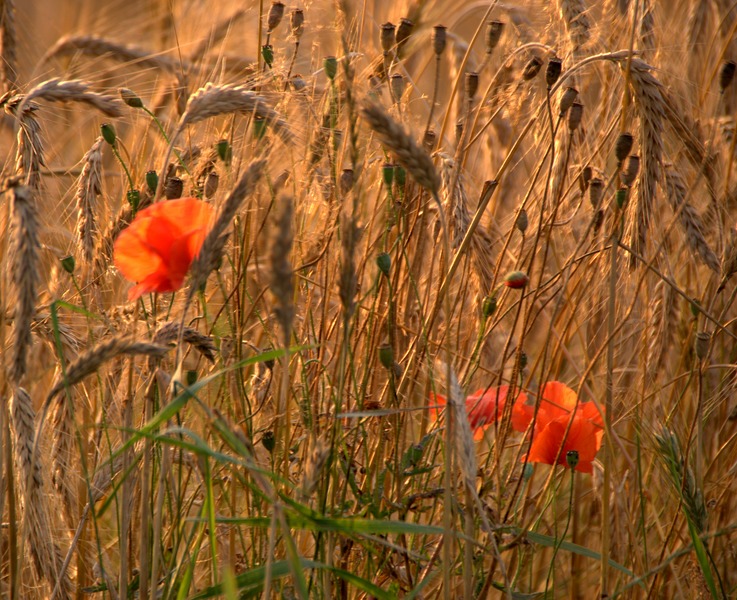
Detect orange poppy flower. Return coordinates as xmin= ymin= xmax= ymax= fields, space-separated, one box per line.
xmin=512 ymin=381 xmax=604 ymax=473
xmin=113 ymin=198 xmax=214 ymax=301
xmin=430 ymin=385 xmax=527 ymax=440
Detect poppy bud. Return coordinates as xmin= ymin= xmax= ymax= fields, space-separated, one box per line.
xmin=216 ymin=139 xmax=232 ymax=164
xmin=186 ymin=370 xmax=198 ymax=386
xmin=377 ymin=252 xmax=391 ymax=276
xmin=262 ymin=44 xmax=274 ymax=68
xmin=719 ymin=60 xmax=736 ymax=93
xmin=382 ymin=162 xmax=394 ymax=187
xmin=566 ymin=450 xmax=579 ymax=469
xmin=378 ymin=343 xmax=394 ymax=369
xmin=482 ymin=294 xmax=497 ymax=317
xmin=485 ymin=20 xmax=504 ymax=54
xmin=254 ymin=115 xmax=267 ymax=140
xmin=545 ymin=57 xmax=562 ymax=88
xmin=395 ymin=18 xmax=413 ymax=51
xmin=262 ymin=431 xmax=276 ymax=453
xmin=380 ymin=22 xmax=395 ymax=53
xmin=523 ymin=462 xmax=534 ymax=480
xmin=522 ymin=56 xmax=543 ymax=81
xmin=61 ymin=255 xmax=76 ymax=274
xmin=127 ymin=189 xmax=140 ymax=211
xmin=145 ymin=170 xmax=158 ymax=195
xmin=290 ymin=8 xmax=304 ymax=38
xmin=519 ymin=351 xmax=528 ymax=370
xmin=504 ymin=271 xmax=529 ymax=289
xmin=267 ymin=1 xmax=285 ymax=32
xmin=588 ymin=178 xmax=603 ymax=208
xmin=119 ymin=87 xmax=143 ymax=108
xmin=614 ymin=132 xmax=634 ymax=163
xmin=615 ymin=187 xmax=628 ymax=209
xmin=559 ymin=86 xmax=578 ymax=116
xmin=324 ymin=56 xmax=338 ymax=81
xmin=394 ymin=165 xmax=406 ymax=187
xmin=101 ymin=122 xmax=116 ymax=146
xmin=690 ymin=300 xmax=701 ymax=318
xmin=432 ymin=25 xmax=447 ymax=56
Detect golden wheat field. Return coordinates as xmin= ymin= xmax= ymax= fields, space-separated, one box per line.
xmin=3 ymin=0 xmax=737 ymax=597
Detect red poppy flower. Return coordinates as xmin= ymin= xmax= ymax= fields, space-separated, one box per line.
xmin=113 ymin=198 xmax=214 ymax=301
xmin=512 ymin=381 xmax=604 ymax=473
xmin=430 ymin=385 xmax=527 ymax=440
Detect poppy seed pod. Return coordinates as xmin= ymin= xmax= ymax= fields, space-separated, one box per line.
xmin=396 ymin=18 xmax=413 ymax=51
xmin=290 ymin=8 xmax=305 ymax=38
xmin=101 ymin=122 xmax=116 ymax=146
xmin=423 ymin=129 xmax=437 ymax=151
xmin=378 ymin=343 xmax=394 ymax=369
xmin=486 ymin=20 xmax=504 ymax=53
xmin=262 ymin=431 xmax=276 ymax=453
xmin=482 ymin=294 xmax=497 ymax=317
xmin=394 ymin=165 xmax=406 ymax=187
xmin=614 ymin=132 xmax=634 ymax=163
xmin=696 ymin=331 xmax=710 ymax=360
xmin=390 ymin=73 xmax=406 ymax=101
xmin=579 ymin=165 xmax=592 ymax=192
xmin=621 ymin=155 xmax=640 ymax=187
xmin=164 ymin=176 xmax=183 ymax=200
xmin=588 ymin=178 xmax=603 ymax=208
xmin=522 ymin=56 xmax=543 ymax=81
xmin=567 ymin=101 xmax=584 ymax=131
xmin=380 ymin=22 xmax=395 ymax=53
xmin=515 ymin=208 xmax=528 ymax=233
xmin=61 ymin=255 xmax=76 ymax=274
xmin=381 ymin=162 xmax=394 ymax=187
xmin=559 ymin=86 xmax=578 ymax=116
xmin=465 ymin=71 xmax=479 ymax=100
xmin=719 ymin=60 xmax=736 ymax=92
xmin=433 ymin=25 xmax=447 ymax=56
xmin=376 ymin=252 xmax=391 ymax=276
xmin=340 ymin=168 xmax=354 ymax=195
xmin=267 ymin=1 xmax=285 ymax=32
xmin=545 ymin=57 xmax=562 ymax=88
xmin=566 ymin=450 xmax=580 ymax=469
xmin=204 ymin=171 xmax=219 ymax=198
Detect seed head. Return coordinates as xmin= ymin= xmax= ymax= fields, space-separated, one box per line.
xmin=559 ymin=86 xmax=578 ymax=116
xmin=719 ymin=60 xmax=736 ymax=93
xmin=522 ymin=56 xmax=543 ymax=81
xmin=545 ymin=57 xmax=562 ymax=88
xmin=515 ymin=208 xmax=528 ymax=233
xmin=465 ymin=71 xmax=479 ymax=100
xmin=380 ymin=22 xmax=395 ymax=53
xmin=164 ymin=176 xmax=183 ymax=200
xmin=567 ymin=101 xmax=583 ymax=131
xmin=485 ymin=20 xmax=504 ymax=54
xmin=695 ymin=332 xmax=710 ymax=361
xmin=390 ymin=73 xmax=406 ymax=101
xmin=614 ymin=132 xmax=634 ymax=163
xmin=433 ymin=25 xmax=447 ymax=56
xmin=145 ymin=170 xmax=158 ymax=194
xmin=395 ymin=18 xmax=414 ymax=51
xmin=340 ymin=168 xmax=354 ymax=195
xmin=267 ymin=1 xmax=285 ymax=32
xmin=579 ymin=165 xmax=592 ymax=192
xmin=423 ymin=129 xmax=437 ymax=152
xmin=621 ymin=155 xmax=640 ymax=187
xmin=588 ymin=177 xmax=603 ymax=208
xmin=290 ymin=8 xmax=305 ymax=38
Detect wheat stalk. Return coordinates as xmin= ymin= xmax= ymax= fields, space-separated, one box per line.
xmin=663 ymin=165 xmax=719 ymax=273
xmin=11 ymin=388 xmax=73 ymax=599
xmin=43 ymin=34 xmax=187 ymax=73
xmin=361 ymin=101 xmax=441 ymax=195
xmin=9 ymin=184 xmax=39 ymax=384
xmin=16 ymin=78 xmax=124 ymax=117
xmin=188 ymin=159 xmax=266 ymax=297
xmin=45 ymin=337 xmax=169 ymax=405
xmin=75 ymin=136 xmax=104 ymax=268
xmin=0 ymin=0 xmax=17 ymax=91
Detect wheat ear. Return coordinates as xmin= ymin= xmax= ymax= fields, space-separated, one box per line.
xmin=75 ymin=136 xmax=104 ymax=268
